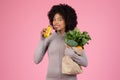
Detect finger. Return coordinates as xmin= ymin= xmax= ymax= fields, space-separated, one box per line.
xmin=50 ymin=32 xmax=52 ymax=35
xmin=41 ymin=31 xmax=45 ymax=35
xmin=43 ymin=28 xmax=47 ymax=31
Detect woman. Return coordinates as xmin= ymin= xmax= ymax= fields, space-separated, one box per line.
xmin=34 ymin=4 xmax=88 ymax=80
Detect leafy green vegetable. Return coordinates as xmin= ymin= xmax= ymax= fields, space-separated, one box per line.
xmin=65 ymin=40 xmax=78 ymax=47
xmin=65 ymin=28 xmax=91 ymax=48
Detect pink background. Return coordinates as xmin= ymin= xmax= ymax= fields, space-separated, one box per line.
xmin=0 ymin=0 xmax=120 ymax=80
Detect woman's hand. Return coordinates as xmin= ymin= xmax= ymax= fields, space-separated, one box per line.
xmin=40 ymin=28 xmax=52 ymax=38
xmin=41 ymin=28 xmax=47 ymax=37
xmin=65 ymin=46 xmax=75 ymax=57
xmin=65 ymin=44 xmax=83 ymax=56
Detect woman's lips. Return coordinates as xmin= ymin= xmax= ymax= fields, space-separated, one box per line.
xmin=53 ymin=25 xmax=60 ymax=28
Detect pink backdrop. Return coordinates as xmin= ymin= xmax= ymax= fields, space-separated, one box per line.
xmin=0 ymin=0 xmax=120 ymax=80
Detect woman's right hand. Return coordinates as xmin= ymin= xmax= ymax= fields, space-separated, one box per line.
xmin=40 ymin=28 xmax=52 ymax=38
xmin=41 ymin=28 xmax=47 ymax=37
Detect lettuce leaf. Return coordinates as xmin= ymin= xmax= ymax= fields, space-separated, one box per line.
xmin=65 ymin=28 xmax=91 ymax=48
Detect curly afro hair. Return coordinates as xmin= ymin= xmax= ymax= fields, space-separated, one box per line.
xmin=48 ymin=4 xmax=78 ymax=32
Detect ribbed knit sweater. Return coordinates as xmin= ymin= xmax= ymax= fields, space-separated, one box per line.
xmin=34 ymin=31 xmax=88 ymax=80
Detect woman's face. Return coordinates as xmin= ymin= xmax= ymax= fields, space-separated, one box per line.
xmin=53 ymin=13 xmax=66 ymax=33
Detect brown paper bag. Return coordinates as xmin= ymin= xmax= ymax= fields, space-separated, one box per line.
xmin=62 ymin=45 xmax=83 ymax=75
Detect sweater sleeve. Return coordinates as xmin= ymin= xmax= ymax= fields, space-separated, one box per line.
xmin=34 ymin=34 xmax=50 ymax=64
xmin=65 ymin=47 xmax=88 ymax=67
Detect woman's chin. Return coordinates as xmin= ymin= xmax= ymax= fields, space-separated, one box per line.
xmin=54 ymin=28 xmax=60 ymax=31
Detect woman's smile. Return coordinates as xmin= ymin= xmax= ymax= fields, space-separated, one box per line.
xmin=53 ymin=24 xmax=60 ymax=28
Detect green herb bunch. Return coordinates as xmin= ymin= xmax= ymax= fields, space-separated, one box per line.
xmin=65 ymin=28 xmax=91 ymax=49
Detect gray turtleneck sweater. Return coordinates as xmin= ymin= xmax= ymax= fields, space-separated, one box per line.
xmin=34 ymin=31 xmax=88 ymax=80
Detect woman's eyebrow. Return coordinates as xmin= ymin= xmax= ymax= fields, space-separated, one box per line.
xmin=54 ymin=17 xmax=63 ymax=20
xmin=56 ymin=17 xmax=63 ymax=19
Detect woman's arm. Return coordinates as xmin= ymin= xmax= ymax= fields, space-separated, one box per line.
xmin=34 ymin=35 xmax=50 ymax=64
xmin=65 ymin=47 xmax=88 ymax=67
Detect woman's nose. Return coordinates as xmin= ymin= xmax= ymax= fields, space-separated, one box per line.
xmin=54 ymin=20 xmax=59 ymax=24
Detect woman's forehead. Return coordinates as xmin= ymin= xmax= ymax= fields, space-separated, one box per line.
xmin=53 ymin=13 xmax=63 ymax=19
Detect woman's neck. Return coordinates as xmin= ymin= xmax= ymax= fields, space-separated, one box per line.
xmin=58 ymin=29 xmax=65 ymax=35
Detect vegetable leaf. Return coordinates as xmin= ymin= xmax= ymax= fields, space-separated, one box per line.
xmin=65 ymin=28 xmax=91 ymax=48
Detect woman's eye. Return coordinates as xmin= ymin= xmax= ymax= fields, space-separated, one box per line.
xmin=53 ymin=19 xmax=55 ymax=21
xmin=58 ymin=19 xmax=63 ymax=21
xmin=58 ymin=19 xmax=61 ymax=21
